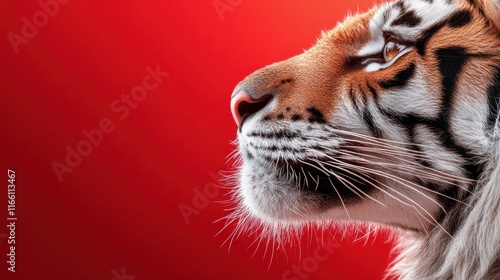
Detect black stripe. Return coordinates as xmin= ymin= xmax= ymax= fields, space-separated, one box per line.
xmin=367 ymin=83 xmax=379 ymax=102
xmin=394 ymin=1 xmax=406 ymax=11
xmin=408 ymin=124 xmax=432 ymax=167
xmin=380 ymin=108 xmax=483 ymax=180
xmin=380 ymin=110 xmax=435 ymax=128
xmin=435 ymin=47 xmax=483 ymax=180
xmin=487 ymin=68 xmax=500 ymax=130
xmin=416 ymin=21 xmax=447 ymax=55
xmin=362 ymin=109 xmax=383 ymax=138
xmin=392 ymin=10 xmax=422 ymax=27
xmin=448 ymin=10 xmax=473 ymax=28
xmin=436 ymin=47 xmax=468 ymax=129
xmin=348 ymin=87 xmax=360 ymax=112
xmin=360 ymin=88 xmax=383 ymax=137
xmin=379 ymin=63 xmax=416 ymax=89
xmin=306 ymin=107 xmax=327 ymax=124
xmin=383 ymin=110 xmax=433 ymax=168
xmin=430 ymin=126 xmax=483 ymax=180
xmin=382 ymin=9 xmax=391 ymax=23
xmin=465 ymin=0 xmax=489 ymax=25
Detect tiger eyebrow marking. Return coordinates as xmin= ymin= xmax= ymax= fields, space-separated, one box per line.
xmin=413 ymin=10 xmax=474 ymax=56
xmin=391 ymin=10 xmax=422 ymax=27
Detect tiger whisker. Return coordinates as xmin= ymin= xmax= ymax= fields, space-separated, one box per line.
xmin=340 ymin=143 xmax=466 ymax=166
xmin=299 ymin=165 xmax=309 ymax=189
xmin=322 ymin=159 xmax=447 ymax=236
xmin=327 ymin=176 xmax=352 ymax=220
xmin=328 ymin=127 xmax=466 ymax=157
xmin=313 ymin=156 xmax=448 ymax=233
xmin=309 ymin=158 xmax=399 ymax=209
xmin=318 ymin=159 xmax=431 ymax=214
xmin=332 ymin=151 xmax=473 ymax=206
xmin=315 ymin=144 xmax=476 ymax=195
xmin=338 ymin=151 xmax=461 ymax=186
xmin=338 ymin=148 xmax=476 ymax=187
xmin=323 ymin=158 xmax=447 ymax=213
xmin=298 ymin=159 xmax=371 ymax=202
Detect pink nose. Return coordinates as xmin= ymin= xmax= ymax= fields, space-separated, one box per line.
xmin=230 ymin=91 xmax=272 ymax=127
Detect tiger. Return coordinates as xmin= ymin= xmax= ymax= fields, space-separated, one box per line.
xmin=226 ymin=0 xmax=500 ymax=279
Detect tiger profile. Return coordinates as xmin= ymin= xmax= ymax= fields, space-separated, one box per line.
xmin=227 ymin=0 xmax=500 ymax=279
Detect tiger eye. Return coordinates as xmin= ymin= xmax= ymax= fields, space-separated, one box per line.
xmin=383 ymin=37 xmax=408 ymax=62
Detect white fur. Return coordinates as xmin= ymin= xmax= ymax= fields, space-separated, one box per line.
xmin=390 ymin=135 xmax=500 ymax=280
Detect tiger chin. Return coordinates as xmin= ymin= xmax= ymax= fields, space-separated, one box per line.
xmin=227 ymin=0 xmax=500 ymax=279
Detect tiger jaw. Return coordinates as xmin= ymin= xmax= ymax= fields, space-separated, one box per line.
xmin=237 ymin=146 xmax=443 ymax=232
xmin=236 ymin=115 xmax=346 ymax=221
xmin=236 ymin=116 xmax=444 ymax=231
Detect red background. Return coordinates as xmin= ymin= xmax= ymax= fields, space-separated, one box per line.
xmin=0 ymin=0 xmax=396 ymax=279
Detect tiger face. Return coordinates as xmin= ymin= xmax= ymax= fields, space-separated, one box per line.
xmin=230 ymin=0 xmax=500 ymax=234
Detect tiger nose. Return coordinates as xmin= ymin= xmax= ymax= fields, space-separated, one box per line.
xmin=230 ymin=90 xmax=272 ymax=128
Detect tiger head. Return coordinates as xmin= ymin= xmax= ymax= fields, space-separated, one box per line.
xmin=229 ymin=1 xmax=500 ymax=277
xmin=231 ymin=0 xmax=500 ymax=279
xmin=230 ymin=0 xmax=500 ymax=229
